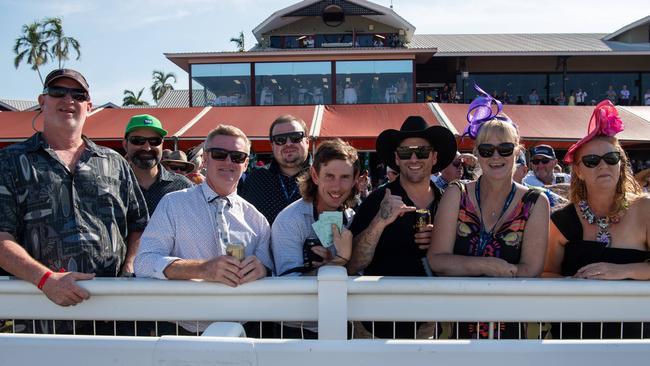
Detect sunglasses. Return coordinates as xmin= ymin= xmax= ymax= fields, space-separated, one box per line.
xmin=271 ymin=132 xmax=305 ymax=146
xmin=452 ymin=159 xmax=464 ymax=168
xmin=166 ymin=163 xmax=188 ymax=172
xmin=580 ymin=151 xmax=621 ymax=168
xmin=128 ymin=136 xmax=163 ymax=146
xmin=531 ymin=157 xmax=552 ymax=165
xmin=43 ymin=86 xmax=90 ymax=102
xmin=477 ymin=143 xmax=515 ymax=158
xmin=396 ymin=146 xmax=433 ymax=160
xmin=206 ymin=148 xmax=248 ymax=164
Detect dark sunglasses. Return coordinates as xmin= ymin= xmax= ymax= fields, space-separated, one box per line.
xmin=128 ymin=136 xmax=163 ymax=146
xmin=166 ymin=164 xmax=188 ymax=171
xmin=477 ymin=143 xmax=515 ymax=158
xmin=271 ymin=132 xmax=305 ymax=146
xmin=452 ymin=159 xmax=464 ymax=168
xmin=531 ymin=158 xmax=552 ymax=165
xmin=396 ymin=146 xmax=433 ymax=160
xmin=580 ymin=151 xmax=621 ymax=168
xmin=43 ymin=86 xmax=90 ymax=102
xmin=206 ymin=148 xmax=248 ymax=164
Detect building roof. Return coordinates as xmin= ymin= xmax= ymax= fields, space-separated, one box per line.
xmin=408 ymin=33 xmax=650 ymax=56
xmin=252 ymin=0 xmax=415 ymax=44
xmin=603 ymin=15 xmax=650 ymax=41
xmin=0 ymin=99 xmax=39 ymax=112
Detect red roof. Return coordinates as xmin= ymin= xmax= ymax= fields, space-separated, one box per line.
xmin=318 ymin=103 xmax=442 ymax=150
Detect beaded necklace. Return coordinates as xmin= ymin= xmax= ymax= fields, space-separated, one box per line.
xmin=577 ymin=200 xmax=626 ymax=247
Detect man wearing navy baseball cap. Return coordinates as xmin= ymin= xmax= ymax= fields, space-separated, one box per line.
xmin=523 ymin=144 xmax=570 ymax=187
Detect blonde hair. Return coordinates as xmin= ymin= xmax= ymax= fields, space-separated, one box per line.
xmin=473 ymin=119 xmax=520 ymax=148
xmin=205 ymin=124 xmax=251 ymax=153
xmin=569 ymin=136 xmax=642 ymax=215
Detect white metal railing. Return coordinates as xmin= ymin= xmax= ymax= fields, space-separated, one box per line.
xmin=2 ymin=266 xmax=650 ymax=365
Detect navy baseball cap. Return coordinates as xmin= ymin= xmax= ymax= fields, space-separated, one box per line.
xmin=530 ymin=144 xmax=556 ymax=159
xmin=43 ymin=69 xmax=90 ymax=94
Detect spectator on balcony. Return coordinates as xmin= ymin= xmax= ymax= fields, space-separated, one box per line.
xmin=123 ymin=115 xmax=192 ymax=215
xmin=619 ymin=85 xmax=631 ymax=106
xmin=568 ymin=90 xmax=576 ymax=106
xmin=644 ymin=88 xmax=650 ymax=106
xmin=555 ymin=91 xmax=567 ymax=106
xmin=501 ymin=90 xmax=510 ymax=104
xmin=427 ymin=86 xmax=549 ymax=339
xmin=343 ymin=83 xmax=358 ymax=104
xmin=239 ymin=115 xmax=310 ymax=225
xmin=544 ymin=100 xmax=650 ymax=338
xmin=528 ymin=89 xmax=540 ymax=105
xmin=606 ymin=85 xmax=617 ymax=104
xmin=271 ymin=139 xmax=358 ymax=338
xmin=348 ymin=115 xmax=457 ymax=338
xmin=576 ymin=88 xmax=588 ymax=106
xmin=0 ymin=69 xmax=148 ymax=310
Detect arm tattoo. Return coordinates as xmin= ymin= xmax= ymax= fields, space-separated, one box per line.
xmin=348 ymin=225 xmax=383 ymax=274
xmin=379 ymin=200 xmax=393 ymax=220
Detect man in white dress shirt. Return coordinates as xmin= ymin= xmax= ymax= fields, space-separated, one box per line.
xmin=135 ymin=125 xmax=272 ymax=287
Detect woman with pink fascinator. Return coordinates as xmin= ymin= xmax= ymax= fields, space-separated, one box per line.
xmin=544 ymin=100 xmax=650 ymax=338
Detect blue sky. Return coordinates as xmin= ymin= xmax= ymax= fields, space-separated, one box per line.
xmin=1 ymin=0 xmax=647 ymax=105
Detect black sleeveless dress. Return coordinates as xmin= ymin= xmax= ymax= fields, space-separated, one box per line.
xmin=551 ymin=204 xmax=650 ymax=339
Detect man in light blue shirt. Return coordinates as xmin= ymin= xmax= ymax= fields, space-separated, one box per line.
xmin=523 ymin=144 xmax=570 ymax=187
xmin=135 ymin=125 xmax=272 ymax=286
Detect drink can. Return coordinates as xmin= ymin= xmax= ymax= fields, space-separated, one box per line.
xmin=414 ymin=209 xmax=431 ymax=232
xmin=226 ymin=243 xmax=245 ymax=261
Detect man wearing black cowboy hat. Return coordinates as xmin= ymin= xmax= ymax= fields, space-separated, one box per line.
xmin=347 ymin=115 xmax=456 ymax=338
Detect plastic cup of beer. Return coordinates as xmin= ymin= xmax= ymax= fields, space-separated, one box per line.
xmin=226 ymin=243 xmax=245 ymax=261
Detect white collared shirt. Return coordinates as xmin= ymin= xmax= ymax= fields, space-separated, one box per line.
xmin=135 ymin=182 xmax=273 ymax=280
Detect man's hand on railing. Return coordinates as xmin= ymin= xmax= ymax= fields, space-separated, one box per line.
xmin=202 ymin=256 xmax=241 ymax=287
xmin=238 ymin=256 xmax=266 ymax=285
xmin=41 ymin=271 xmax=95 ymax=306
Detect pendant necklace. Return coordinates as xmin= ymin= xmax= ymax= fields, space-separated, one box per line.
xmin=577 ymin=200 xmax=626 ymax=247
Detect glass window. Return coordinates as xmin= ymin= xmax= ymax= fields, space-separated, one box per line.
xmin=335 ymin=60 xmax=413 ymax=104
xmin=557 ymin=73 xmax=639 ymax=106
xmin=643 ymin=73 xmax=650 ymax=106
xmin=457 ymin=73 xmax=547 ymax=105
xmin=190 ymin=63 xmax=251 ymax=107
xmin=254 ymin=62 xmax=331 ymax=105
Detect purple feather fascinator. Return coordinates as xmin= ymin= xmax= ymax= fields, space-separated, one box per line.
xmin=464 ymin=84 xmax=515 ymax=140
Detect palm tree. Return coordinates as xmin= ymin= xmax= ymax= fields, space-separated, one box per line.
xmin=122 ymin=88 xmax=149 ymax=106
xmin=230 ymin=31 xmax=245 ymax=52
xmin=13 ymin=21 xmax=51 ymax=85
xmin=43 ymin=17 xmax=81 ymax=69
xmin=151 ymin=70 xmax=177 ymax=103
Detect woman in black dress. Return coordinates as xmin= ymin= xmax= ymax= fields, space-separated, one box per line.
xmin=544 ymin=100 xmax=650 ymax=338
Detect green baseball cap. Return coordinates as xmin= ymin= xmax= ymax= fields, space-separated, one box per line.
xmin=124 ymin=114 xmax=168 ymax=137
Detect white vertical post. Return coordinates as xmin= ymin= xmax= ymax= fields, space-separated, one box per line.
xmin=317 ymin=266 xmax=348 ymax=340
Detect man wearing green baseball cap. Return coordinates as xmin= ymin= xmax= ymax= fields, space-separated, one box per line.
xmin=123 ymin=114 xmax=192 ymax=216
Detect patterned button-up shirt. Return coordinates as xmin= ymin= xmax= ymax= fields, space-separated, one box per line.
xmin=141 ymin=165 xmax=193 ymax=215
xmin=134 ymin=182 xmax=273 ymax=280
xmin=239 ymin=160 xmax=306 ymax=225
xmin=0 ymin=133 xmax=149 ymax=276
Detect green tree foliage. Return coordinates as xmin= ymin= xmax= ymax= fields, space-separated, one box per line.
xmin=43 ymin=17 xmax=81 ymax=69
xmin=123 ymin=88 xmax=149 ymax=106
xmin=151 ymin=70 xmax=177 ymax=103
xmin=230 ymin=31 xmax=245 ymax=52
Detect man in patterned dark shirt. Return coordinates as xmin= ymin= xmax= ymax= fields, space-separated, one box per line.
xmin=0 ymin=69 xmax=149 ymax=307
xmin=239 ymin=114 xmax=310 ymax=224
xmin=123 ymin=114 xmax=192 ymax=215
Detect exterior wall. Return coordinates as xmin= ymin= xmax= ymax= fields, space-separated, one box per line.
xmin=265 ymin=16 xmax=398 ymax=37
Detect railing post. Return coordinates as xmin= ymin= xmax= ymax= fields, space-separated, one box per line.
xmin=317 ymin=266 xmax=348 ymax=340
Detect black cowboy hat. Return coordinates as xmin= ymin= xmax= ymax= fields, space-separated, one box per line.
xmin=376 ymin=116 xmax=457 ymax=174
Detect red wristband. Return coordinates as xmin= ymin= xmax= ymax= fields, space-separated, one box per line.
xmin=37 ymin=271 xmax=53 ymax=290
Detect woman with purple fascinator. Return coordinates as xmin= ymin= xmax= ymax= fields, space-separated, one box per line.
xmin=544 ymin=100 xmax=650 ymax=339
xmin=427 ymin=84 xmax=550 ymax=339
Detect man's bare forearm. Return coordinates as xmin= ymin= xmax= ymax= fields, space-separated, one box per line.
xmin=0 ymin=232 xmax=49 ymax=285
xmin=122 ymin=231 xmax=143 ymax=273
xmin=347 ymin=218 xmax=386 ymax=274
